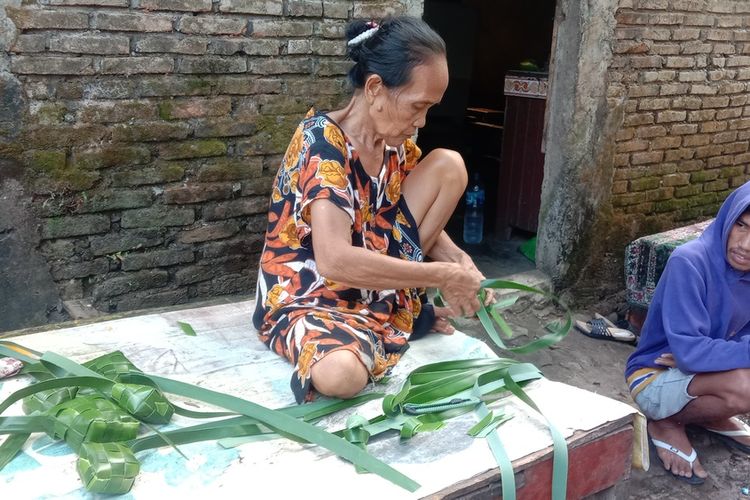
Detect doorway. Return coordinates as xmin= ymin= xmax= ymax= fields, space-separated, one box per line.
xmin=418 ymin=0 xmax=557 ymax=274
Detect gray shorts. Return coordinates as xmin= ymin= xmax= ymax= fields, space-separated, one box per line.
xmin=634 ymin=367 xmax=697 ymax=421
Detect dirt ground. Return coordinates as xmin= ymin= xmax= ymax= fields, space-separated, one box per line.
xmin=455 ymin=295 xmax=750 ymax=500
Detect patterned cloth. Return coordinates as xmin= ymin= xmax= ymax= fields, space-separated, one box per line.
xmin=252 ymin=109 xmax=434 ymax=403
xmin=0 ymin=357 xmax=23 ymax=379
xmin=624 ymin=219 xmax=713 ymax=308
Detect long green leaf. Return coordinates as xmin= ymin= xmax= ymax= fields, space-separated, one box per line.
xmin=0 ymin=433 xmax=30 ymax=471
xmin=125 ymin=373 xmax=420 ymax=492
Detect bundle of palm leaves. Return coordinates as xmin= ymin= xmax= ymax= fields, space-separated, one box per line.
xmin=0 ymin=279 xmax=570 ymax=499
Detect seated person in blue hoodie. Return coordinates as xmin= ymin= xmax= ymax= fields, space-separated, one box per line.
xmin=625 ymin=179 xmax=750 ymax=485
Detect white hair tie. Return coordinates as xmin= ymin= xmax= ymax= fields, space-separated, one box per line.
xmin=348 ymin=26 xmax=379 ymax=47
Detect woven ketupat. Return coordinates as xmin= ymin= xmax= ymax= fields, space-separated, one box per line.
xmin=77 ymin=442 xmax=140 ymax=494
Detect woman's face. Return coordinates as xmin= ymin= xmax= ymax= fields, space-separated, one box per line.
xmin=369 ymin=56 xmax=449 ymax=147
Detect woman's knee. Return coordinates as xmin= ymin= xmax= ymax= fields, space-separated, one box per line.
xmin=310 ymin=349 xmax=368 ymax=399
xmin=423 ymin=148 xmax=468 ymax=189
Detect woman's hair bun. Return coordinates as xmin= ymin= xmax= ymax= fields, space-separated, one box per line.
xmin=345 ymin=19 xmax=371 ymax=62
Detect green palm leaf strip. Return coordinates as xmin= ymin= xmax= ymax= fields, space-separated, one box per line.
xmin=0 ymin=342 xmax=417 ymax=493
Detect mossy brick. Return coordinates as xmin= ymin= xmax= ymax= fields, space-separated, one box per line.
xmin=91 ymin=270 xmax=169 ymax=300
xmin=136 ymin=76 xmax=214 ymax=97
xmin=50 ymin=258 xmax=109 ymax=280
xmin=688 ymin=192 xmax=719 ymax=207
xmin=158 ymin=97 xmax=232 ymax=120
xmin=207 ymin=38 xmax=244 ymax=56
xmin=703 ymin=179 xmax=730 ymax=191
xmin=218 ymin=0 xmax=282 ymax=14
xmin=39 ymin=239 xmax=78 ymax=258
xmin=72 ymin=146 xmax=151 ymax=170
xmin=121 ymin=248 xmax=195 ymax=271
xmin=194 ymin=118 xmax=258 ymax=138
xmin=78 ymin=100 xmax=157 ymax=123
xmin=694 ymin=144 xmax=725 ymax=158
xmin=646 ymin=186 xmax=675 ymax=201
xmin=93 ymin=12 xmax=174 ymax=32
xmin=121 ymin=207 xmax=194 ymax=228
xmin=241 ymin=176 xmax=275 ymax=195
xmin=175 ymin=264 xmax=215 ymax=285
xmin=214 ymin=76 xmax=282 ymax=95
xmin=653 ymin=197 xmax=690 ymax=213
xmin=196 ymin=157 xmax=263 ymax=182
xmin=110 ymin=288 xmax=189 ymax=312
xmin=79 ymin=189 xmax=154 ymax=213
xmin=707 ymin=156 xmax=733 ymax=169
xmin=159 ymin=139 xmax=227 ymax=160
xmin=30 ymin=103 xmax=68 ymax=125
xmin=720 ymin=166 xmax=745 ymax=178
xmin=177 ymin=56 xmax=247 ymax=74
xmin=49 ymin=35 xmax=130 ymax=55
xmin=676 ymin=159 xmax=704 ymax=172
xmin=6 ymin=8 xmax=89 ymax=29
xmin=138 ymin=0 xmax=212 ymax=12
xmin=176 ymin=221 xmax=240 ymax=243
xmin=24 ymin=150 xmax=66 ymax=172
xmin=192 ymin=272 xmax=253 ymax=297
xmin=676 ymin=207 xmax=705 ymax=220
xmin=612 ymin=192 xmax=647 ymax=207
xmin=11 ymin=56 xmax=95 ymax=75
xmin=163 ymin=183 xmax=234 ymax=204
xmin=662 ymin=173 xmax=690 ymax=186
xmin=288 ymin=0 xmax=323 ymax=16
xmin=177 ymin=16 xmax=247 ymax=35
xmin=631 ymin=151 xmax=664 ymax=165
xmin=135 ymin=36 xmax=208 ymax=55
xmin=246 ymin=214 xmax=267 ymax=232
xmin=690 ymin=169 xmax=720 ymax=182
xmin=731 ymin=175 xmax=750 ymax=187
xmin=248 ymin=57 xmax=314 ymax=75
xmin=315 ymin=60 xmax=353 ymax=77
xmin=100 ymin=57 xmax=175 ymax=75
xmin=32 ymin=169 xmax=101 ymax=193
xmin=322 ymin=0 xmax=349 ymax=18
xmin=90 ymin=229 xmax=164 ymax=256
xmin=237 ymin=117 xmax=298 ymax=155
xmin=612 ymin=180 xmax=628 ymax=194
xmin=629 ymin=177 xmax=662 ymax=191
xmin=250 ymin=20 xmax=313 ymax=37
xmin=200 ymin=235 xmax=264 ymax=258
xmin=257 ymin=95 xmax=311 ymax=115
xmin=242 ymin=39 xmax=281 ymax=56
xmin=48 ymin=0 xmax=129 ymax=7
xmin=712 ymin=131 xmax=738 ymax=143
xmin=23 ymin=125 xmax=108 ymax=149
xmin=41 ymin=214 xmax=110 ymax=239
xmin=203 ymin=197 xmax=269 ymax=220
xmin=112 ymin=161 xmax=186 ymax=186
xmin=111 ymin=122 xmax=191 ymax=142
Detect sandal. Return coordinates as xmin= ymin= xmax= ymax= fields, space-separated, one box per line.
xmin=575 ymin=314 xmax=637 ymax=344
xmin=703 ymin=418 xmax=750 ymax=455
xmin=651 ymin=438 xmax=706 ymax=485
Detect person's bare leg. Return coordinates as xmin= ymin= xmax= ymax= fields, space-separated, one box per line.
xmin=310 ymin=349 xmax=369 ymax=399
xmin=401 ymin=148 xmax=467 ymax=254
xmin=649 ymin=368 xmax=750 ymax=479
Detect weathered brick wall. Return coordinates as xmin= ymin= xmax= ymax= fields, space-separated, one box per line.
xmin=609 ymin=0 xmax=750 ymax=232
xmin=1 ymin=0 xmax=418 ymax=315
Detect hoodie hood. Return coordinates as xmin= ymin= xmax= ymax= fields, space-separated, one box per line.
xmin=698 ymin=180 xmax=750 ymax=274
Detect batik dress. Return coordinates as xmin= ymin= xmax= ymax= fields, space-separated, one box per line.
xmin=253 ymin=109 xmax=434 ymax=403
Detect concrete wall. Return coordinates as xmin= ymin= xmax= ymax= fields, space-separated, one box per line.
xmin=0 ymin=0 xmax=418 ymax=330
xmin=539 ymin=0 xmax=750 ymax=302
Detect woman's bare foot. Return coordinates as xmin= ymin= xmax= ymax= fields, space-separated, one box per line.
xmin=431 ymin=306 xmax=455 ymax=335
xmin=649 ymin=419 xmax=708 ymax=480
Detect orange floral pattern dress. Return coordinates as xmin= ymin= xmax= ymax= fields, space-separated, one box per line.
xmin=252 ymin=110 xmax=434 ymax=403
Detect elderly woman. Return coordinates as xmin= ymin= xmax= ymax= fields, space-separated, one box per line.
xmin=253 ymin=16 xmax=486 ymax=404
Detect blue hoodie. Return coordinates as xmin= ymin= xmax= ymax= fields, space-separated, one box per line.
xmin=626 ymin=180 xmax=750 ymax=394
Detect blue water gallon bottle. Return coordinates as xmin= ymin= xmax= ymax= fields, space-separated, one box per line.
xmin=463 ymin=172 xmax=485 ymax=244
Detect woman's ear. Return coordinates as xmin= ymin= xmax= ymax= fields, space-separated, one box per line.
xmin=364 ymin=74 xmax=384 ymax=104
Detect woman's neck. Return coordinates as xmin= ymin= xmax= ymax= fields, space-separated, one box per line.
xmin=328 ymin=96 xmax=385 ymax=154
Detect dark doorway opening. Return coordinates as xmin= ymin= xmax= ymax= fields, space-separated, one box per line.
xmin=419 ymin=0 xmax=557 ymax=274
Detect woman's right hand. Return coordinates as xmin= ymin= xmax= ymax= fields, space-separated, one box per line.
xmin=438 ymin=262 xmax=483 ymax=317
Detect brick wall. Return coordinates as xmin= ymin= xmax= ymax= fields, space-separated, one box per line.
xmin=609 ymin=0 xmax=750 ymax=230
xmin=1 ymin=0 xmax=416 ymax=314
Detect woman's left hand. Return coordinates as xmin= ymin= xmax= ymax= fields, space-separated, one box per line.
xmin=431 ymin=306 xmax=456 ymax=334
